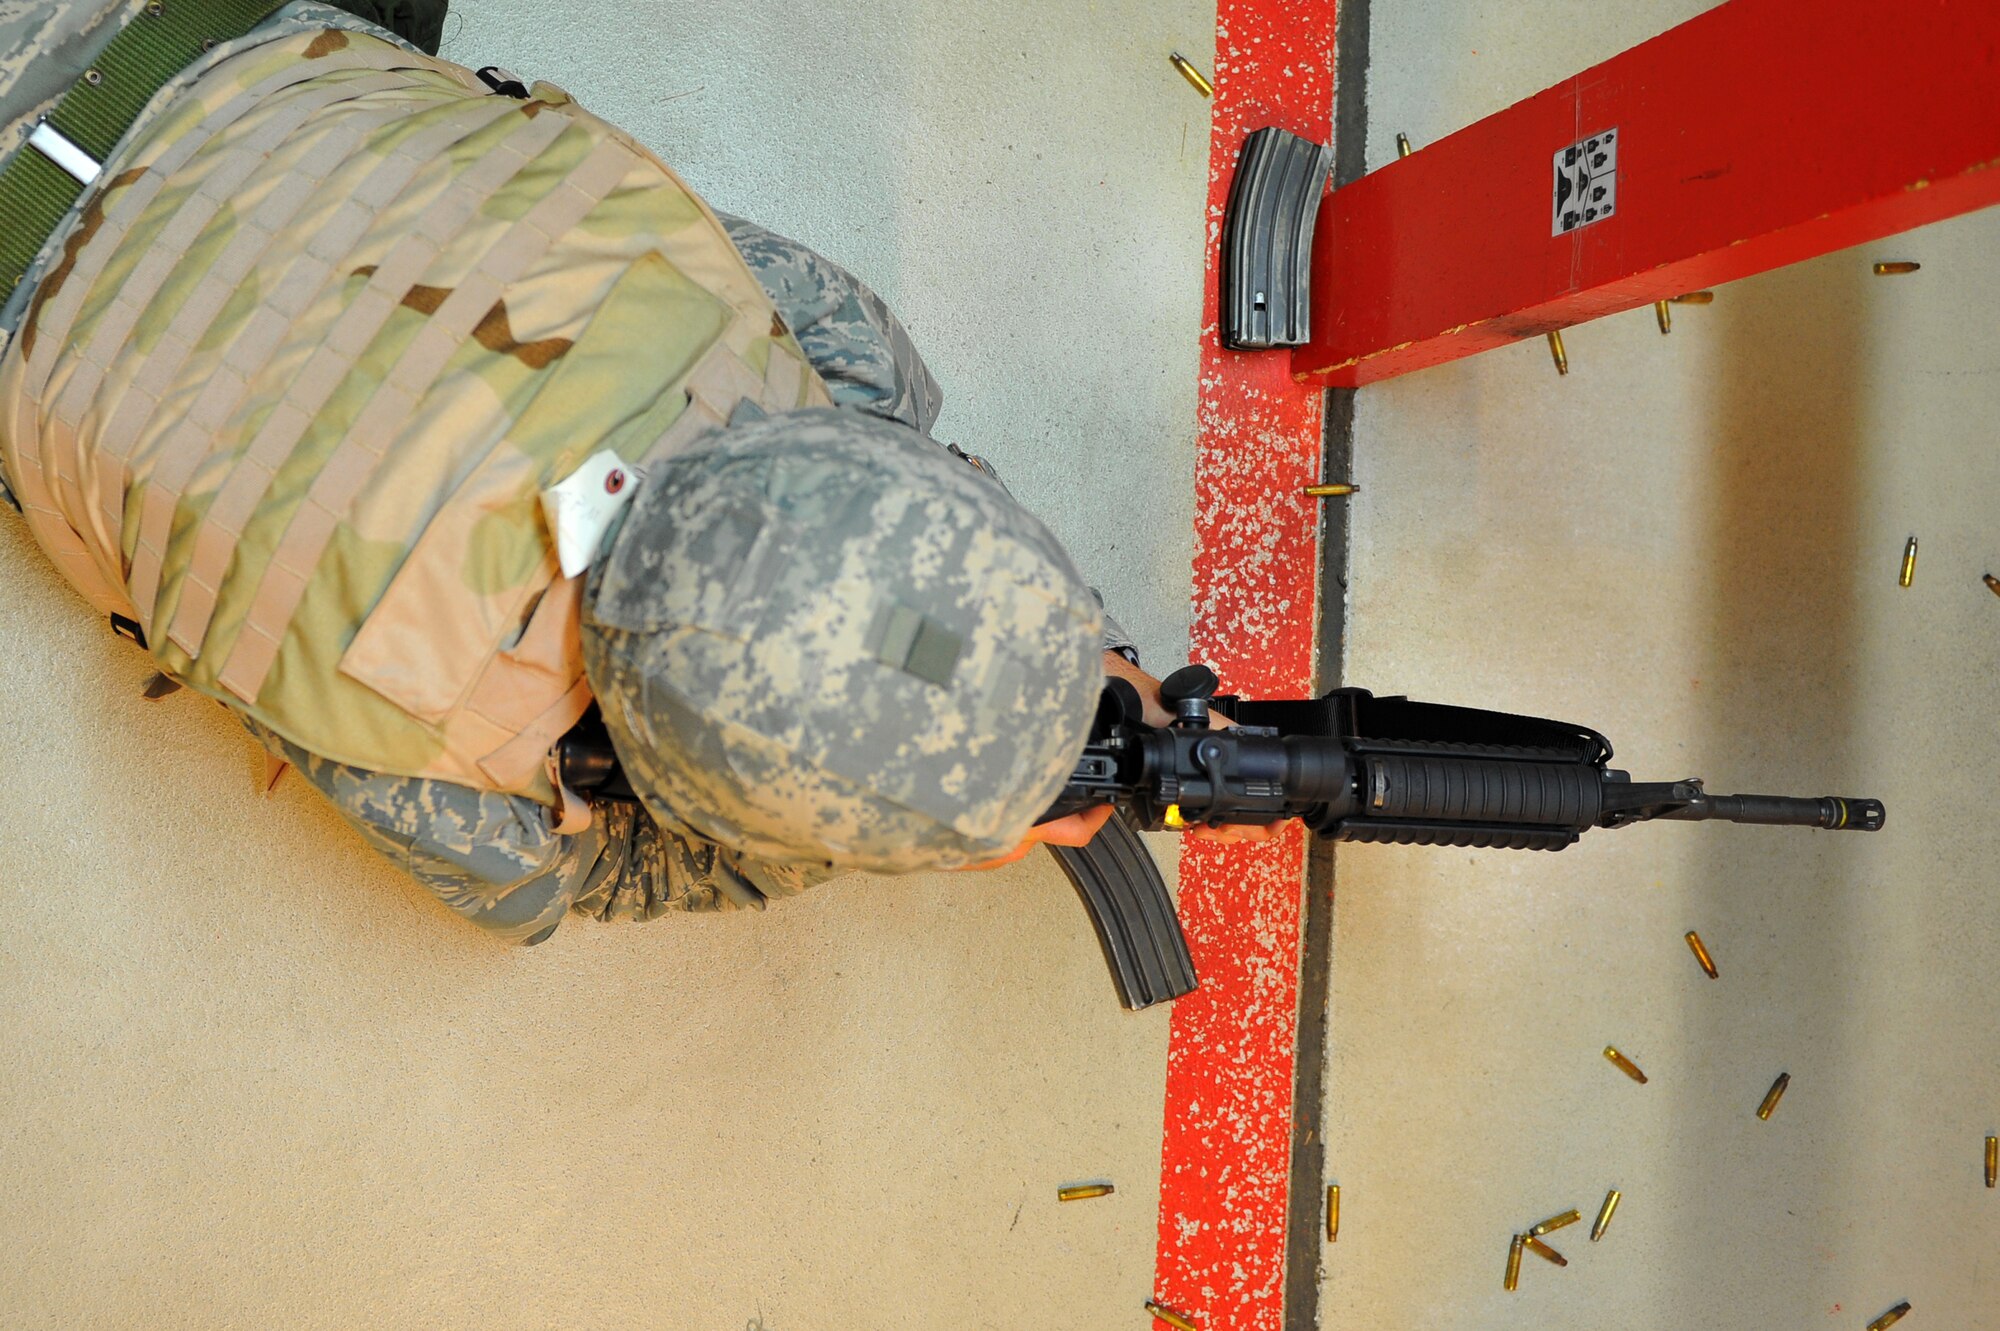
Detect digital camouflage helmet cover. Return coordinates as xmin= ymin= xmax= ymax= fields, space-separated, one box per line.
xmin=582 ymin=408 xmax=1106 ymax=871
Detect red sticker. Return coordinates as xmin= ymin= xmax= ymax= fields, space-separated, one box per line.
xmin=604 ymin=468 xmax=626 ymax=495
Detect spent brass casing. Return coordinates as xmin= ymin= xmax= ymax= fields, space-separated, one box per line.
xmin=1757 ymin=1072 xmax=1791 ymax=1120
xmin=1304 ymin=483 xmax=1359 ymax=498
xmin=1547 ymin=330 xmax=1568 ymax=375
xmin=1654 ymin=300 xmax=1671 ymax=334
xmin=1986 ymin=1136 xmax=1996 ymax=1188
xmin=1604 ymin=1046 xmax=1648 ymax=1084
xmin=1146 ymin=1299 xmax=1199 ymax=1331
xmin=1985 ymin=573 xmax=2000 ymax=598
xmin=1529 ymin=1209 xmax=1580 ymax=1237
xmin=1058 ymin=1184 xmax=1113 ymax=1202
xmin=1326 ymin=1185 xmax=1340 ymax=1242
xmin=1867 ymin=1302 xmax=1912 ymax=1331
xmin=1900 ymin=536 xmax=1919 ymax=588
xmin=1873 ymin=261 xmax=1921 ymax=276
xmin=1670 ymin=290 xmax=1716 ymax=304
xmin=1591 ymin=1189 xmax=1621 ymax=1242
xmin=1522 ymin=1235 xmax=1567 ymax=1267
xmin=1396 ymin=132 xmax=1413 ymax=159
xmin=1504 ymin=1234 xmax=1524 ymax=1292
xmin=1685 ymin=930 xmax=1719 ymax=979
xmin=1168 ymin=52 xmax=1214 ymax=98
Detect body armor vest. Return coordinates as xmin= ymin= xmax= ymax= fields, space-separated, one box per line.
xmin=0 ymin=29 xmax=829 ymax=799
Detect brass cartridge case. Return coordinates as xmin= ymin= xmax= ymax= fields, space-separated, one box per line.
xmin=1900 ymin=537 xmax=1919 ymax=588
xmin=1168 ymin=52 xmax=1213 ymax=98
xmin=1685 ymin=930 xmax=1719 ymax=978
xmin=1146 ymin=1300 xmax=1199 ymax=1331
xmin=1547 ymin=330 xmax=1568 ymax=375
xmin=1873 ymin=262 xmax=1921 ymax=275
xmin=1396 ymin=133 xmax=1412 ymax=158
xmin=1530 ymin=1209 xmax=1580 ymax=1236
xmin=1504 ymin=1235 xmax=1524 ymax=1292
xmin=1670 ymin=291 xmax=1715 ymax=304
xmin=1986 ymin=1136 xmax=1996 ymax=1188
xmin=1326 ymin=1185 xmax=1340 ymax=1241
xmin=1654 ymin=300 xmax=1671 ymax=334
xmin=1058 ymin=1184 xmax=1113 ymax=1202
xmin=1757 ymin=1072 xmax=1791 ymax=1121
xmin=1304 ymin=483 xmax=1359 ymax=498
xmin=1867 ymin=1302 xmax=1912 ymax=1331
xmin=1522 ymin=1235 xmax=1568 ymax=1267
xmin=1603 ymin=1046 xmax=1648 ymax=1084
xmin=1591 ymin=1189 xmax=1621 ymax=1241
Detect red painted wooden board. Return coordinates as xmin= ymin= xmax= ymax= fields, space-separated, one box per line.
xmin=1295 ymin=0 xmax=2000 ymax=386
xmin=1155 ymin=1 xmax=1336 ymax=1326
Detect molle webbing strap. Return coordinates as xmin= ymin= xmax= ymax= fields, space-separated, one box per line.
xmin=0 ymin=0 xmax=290 ymax=291
xmin=154 ymin=98 xmax=524 ymax=652
xmin=13 ymin=46 xmax=416 ymax=416
xmin=135 ymin=100 xmax=572 ymax=647
xmin=48 ymin=77 xmax=412 ymax=588
xmin=4 ymin=42 xmax=416 ymax=617
xmin=638 ymin=339 xmax=827 ymax=467
xmin=215 ymin=134 xmax=641 ymax=705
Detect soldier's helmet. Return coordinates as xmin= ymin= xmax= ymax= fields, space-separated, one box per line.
xmin=580 ymin=408 xmax=1105 ymax=871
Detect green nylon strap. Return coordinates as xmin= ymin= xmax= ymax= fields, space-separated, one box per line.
xmin=0 ymin=0 xmax=289 ymax=292
xmin=0 ymin=148 xmax=79 ymax=293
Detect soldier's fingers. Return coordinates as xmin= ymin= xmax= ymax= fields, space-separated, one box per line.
xmin=956 ymin=804 xmax=1114 ymax=870
xmin=1033 ymin=804 xmax=1116 ymax=847
xmin=957 ymin=841 xmax=1039 ymax=872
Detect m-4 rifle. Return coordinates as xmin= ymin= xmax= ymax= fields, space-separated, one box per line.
xmin=1044 ymin=666 xmax=1885 ymax=1011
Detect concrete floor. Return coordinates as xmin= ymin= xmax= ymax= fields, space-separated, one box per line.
xmin=0 ymin=2 xmax=1212 ymax=1327
xmin=1326 ymin=3 xmax=2000 ymax=1328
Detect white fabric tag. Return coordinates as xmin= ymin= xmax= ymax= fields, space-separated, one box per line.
xmin=541 ymin=451 xmax=641 ymax=578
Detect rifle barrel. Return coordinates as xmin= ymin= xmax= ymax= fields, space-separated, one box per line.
xmin=1656 ymin=792 xmax=1886 ymax=831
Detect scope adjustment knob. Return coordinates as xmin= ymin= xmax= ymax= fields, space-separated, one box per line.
xmin=1159 ymin=664 xmax=1220 ymax=706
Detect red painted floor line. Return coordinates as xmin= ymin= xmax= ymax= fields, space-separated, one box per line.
xmin=1153 ymin=2 xmax=1339 ymax=1328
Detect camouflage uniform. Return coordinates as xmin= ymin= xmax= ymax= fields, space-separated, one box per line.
xmin=0 ymin=1 xmax=1136 ymax=943
xmin=257 ymin=229 xmax=1131 ymax=944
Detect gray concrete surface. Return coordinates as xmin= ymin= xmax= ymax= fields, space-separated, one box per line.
xmin=0 ymin=3 xmax=1214 ymax=1327
xmin=1324 ymin=3 xmax=2000 ymax=1327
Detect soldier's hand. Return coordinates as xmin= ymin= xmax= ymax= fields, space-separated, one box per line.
xmin=958 ymin=804 xmax=1115 ymax=871
xmin=959 ymin=653 xmax=1300 ymax=870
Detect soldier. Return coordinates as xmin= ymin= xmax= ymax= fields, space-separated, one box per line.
xmin=1 ymin=0 xmax=1262 ymax=945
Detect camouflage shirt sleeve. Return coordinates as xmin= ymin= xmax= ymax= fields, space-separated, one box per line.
xmin=719 ymin=213 xmax=1139 ymax=663
xmin=716 ymin=213 xmax=944 ymax=434
xmin=241 ymin=718 xmax=840 ymax=943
